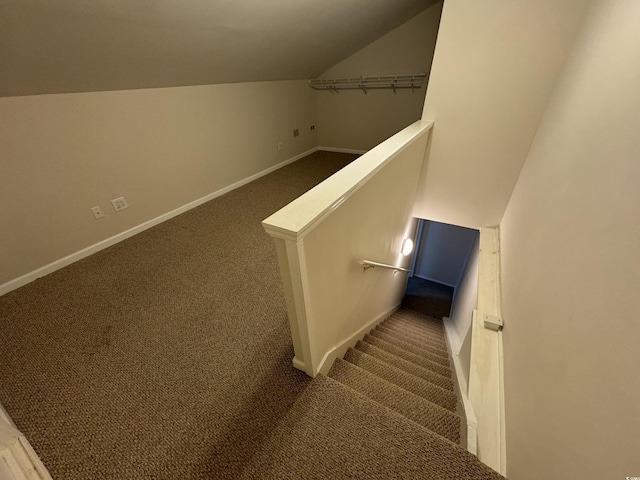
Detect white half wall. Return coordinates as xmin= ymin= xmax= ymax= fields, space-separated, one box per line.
xmin=500 ymin=1 xmax=640 ymax=478
xmin=0 ymin=80 xmax=317 ymax=290
xmin=316 ymin=4 xmax=442 ymax=152
xmin=414 ymin=0 xmax=590 ymax=229
xmin=264 ymin=121 xmax=432 ymax=377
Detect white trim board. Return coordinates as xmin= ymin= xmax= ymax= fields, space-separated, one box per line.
xmin=0 ymin=148 xmax=318 ymax=297
xmin=317 ymin=146 xmax=367 ymax=155
xmin=467 ymin=227 xmax=506 ymax=475
xmin=443 ymin=317 xmax=478 ymax=456
xmin=0 ymin=403 xmax=52 ymax=480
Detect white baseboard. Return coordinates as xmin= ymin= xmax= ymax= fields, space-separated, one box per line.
xmin=317 ymin=303 xmax=401 ymax=375
xmin=317 ymin=146 xmax=367 ymax=155
xmin=0 ymin=148 xmax=318 ymax=297
xmin=443 ymin=317 xmax=478 ymax=456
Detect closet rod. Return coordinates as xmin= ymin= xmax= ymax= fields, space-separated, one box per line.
xmin=309 ymin=73 xmax=426 ymax=94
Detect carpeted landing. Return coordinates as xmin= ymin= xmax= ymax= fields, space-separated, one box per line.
xmin=402 ymin=276 xmax=454 ymax=320
xmin=237 ymin=308 xmax=503 ymax=480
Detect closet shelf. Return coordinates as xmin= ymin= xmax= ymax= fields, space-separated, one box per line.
xmin=309 ymin=73 xmax=426 ymax=94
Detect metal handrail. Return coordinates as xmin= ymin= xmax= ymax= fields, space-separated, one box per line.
xmin=359 ymin=259 xmax=410 ymax=273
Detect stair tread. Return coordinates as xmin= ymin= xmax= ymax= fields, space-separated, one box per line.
xmin=380 ymin=317 xmax=444 ymax=343
xmin=344 ymin=348 xmax=457 ymax=412
xmin=363 ymin=334 xmax=452 ymax=378
xmin=385 ymin=318 xmax=446 ymax=338
xmin=374 ymin=325 xmax=449 ymax=357
xmin=395 ymin=307 xmax=442 ymax=321
xmin=380 ymin=317 xmax=445 ymax=343
xmin=370 ymin=330 xmax=450 ymax=367
xmin=355 ymin=341 xmax=454 ymax=392
xmin=387 ymin=314 xmax=446 ymax=334
xmin=329 ymin=358 xmax=461 ymax=443
xmin=237 ymin=376 xmax=504 ymax=480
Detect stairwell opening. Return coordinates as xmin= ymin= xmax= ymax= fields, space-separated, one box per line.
xmin=404 ymin=219 xmax=479 ymax=321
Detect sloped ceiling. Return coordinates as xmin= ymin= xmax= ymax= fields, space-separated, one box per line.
xmin=0 ymin=0 xmax=438 ymax=97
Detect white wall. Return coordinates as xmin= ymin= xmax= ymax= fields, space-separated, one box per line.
xmin=414 ymin=0 xmax=590 ymax=229
xmin=413 ymin=220 xmax=477 ymax=287
xmin=447 ymin=235 xmax=479 ymax=351
xmin=0 ymin=80 xmax=317 ymax=290
xmin=500 ymin=1 xmax=640 ymax=478
xmin=316 ymin=4 xmax=442 ymax=151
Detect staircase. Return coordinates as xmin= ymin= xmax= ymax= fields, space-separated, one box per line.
xmin=239 ymin=308 xmax=504 ymax=479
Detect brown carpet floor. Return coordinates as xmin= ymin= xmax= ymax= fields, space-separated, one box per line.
xmin=0 ymin=151 xmax=357 ymax=479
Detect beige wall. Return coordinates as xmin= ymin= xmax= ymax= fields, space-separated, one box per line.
xmin=447 ymin=235 xmax=479 ymax=357
xmin=415 ymin=0 xmax=590 ymax=229
xmin=316 ymin=4 xmax=442 ymax=151
xmin=0 ymin=80 xmax=317 ymax=288
xmin=500 ymin=1 xmax=640 ymax=478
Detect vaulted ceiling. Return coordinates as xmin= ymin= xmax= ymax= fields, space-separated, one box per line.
xmin=0 ymin=0 xmax=437 ymax=97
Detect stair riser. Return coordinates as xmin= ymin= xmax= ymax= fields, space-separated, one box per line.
xmin=380 ymin=318 xmax=445 ymax=342
xmin=355 ymin=341 xmax=454 ymax=392
xmin=363 ymin=335 xmax=452 ymax=378
xmin=344 ymin=349 xmax=457 ymax=412
xmin=328 ymin=359 xmax=461 ymax=443
xmin=370 ymin=331 xmax=450 ymax=367
xmin=385 ymin=320 xmax=446 ymax=339
xmin=375 ymin=326 xmax=449 ymax=357
xmin=387 ymin=315 xmax=446 ymax=335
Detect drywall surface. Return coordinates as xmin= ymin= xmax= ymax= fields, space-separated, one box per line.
xmin=0 ymin=0 xmax=435 ymax=97
xmin=500 ymin=1 xmax=640 ymax=478
xmin=316 ymin=4 xmax=442 ymax=151
xmin=413 ymin=220 xmax=477 ymax=287
xmin=0 ymin=80 xmax=317 ymax=288
xmin=414 ymin=0 xmax=590 ymax=229
xmin=447 ymin=234 xmax=479 ymax=358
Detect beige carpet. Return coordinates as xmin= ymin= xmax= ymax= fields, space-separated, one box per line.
xmin=0 ymin=151 xmax=356 ymax=479
xmin=239 ymin=309 xmax=504 ymax=480
xmin=0 ymin=151 xmax=503 ymax=480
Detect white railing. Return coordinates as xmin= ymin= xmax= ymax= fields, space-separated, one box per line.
xmin=262 ymin=120 xmax=433 ymax=377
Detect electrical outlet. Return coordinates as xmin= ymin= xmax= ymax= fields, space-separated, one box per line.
xmin=293 ymin=128 xmax=299 ymax=137
xmin=91 ymin=206 xmax=105 ymax=219
xmin=277 ymin=142 xmax=284 ymax=151
xmin=310 ymin=125 xmax=316 ymax=131
xmin=111 ymin=196 xmax=129 ymax=212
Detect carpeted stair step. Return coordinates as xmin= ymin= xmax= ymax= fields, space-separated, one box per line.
xmin=394 ymin=307 xmax=445 ymax=322
xmin=387 ymin=313 xmax=446 ymax=336
xmin=369 ymin=330 xmax=450 ymax=367
xmin=383 ymin=320 xmax=447 ymax=345
xmin=391 ymin=309 xmax=446 ymax=327
xmin=374 ymin=325 xmax=450 ymax=358
xmin=354 ymin=340 xmax=454 ymax=392
xmin=343 ymin=348 xmax=457 ymax=412
xmin=380 ymin=319 xmax=449 ymax=347
xmin=237 ymin=376 xmax=504 ymax=480
xmin=363 ymin=334 xmax=452 ymax=378
xmin=328 ymin=358 xmax=461 ymax=443
xmin=384 ymin=318 xmax=446 ymax=341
